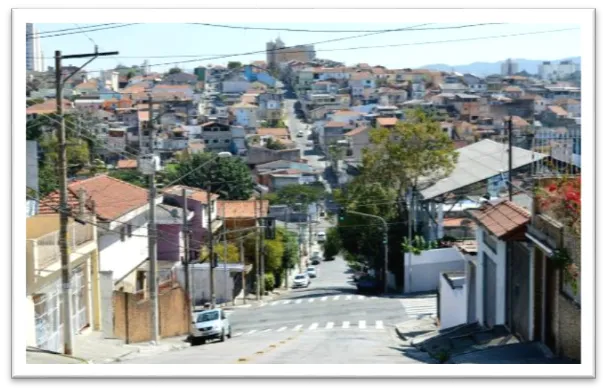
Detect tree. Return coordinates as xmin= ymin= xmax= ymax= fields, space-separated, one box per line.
xmin=322 ymin=227 xmax=341 ymax=260
xmin=214 ymin=242 xmax=241 ymax=263
xmin=167 ymin=152 xmax=254 ymax=200
xmin=26 ymin=98 xmax=45 ymax=107
xmin=126 ymin=70 xmax=136 ymax=80
xmin=109 ymin=169 xmax=147 ymax=188
xmin=276 ymin=183 xmax=326 ymax=211
xmin=168 ymin=67 xmax=182 ymax=75
xmin=281 ymin=229 xmax=298 ymax=270
xmin=227 ymin=61 xmax=242 ymax=70
xmin=265 ymin=138 xmax=286 ymax=150
xmin=261 ymin=192 xmax=279 ymax=205
xmin=37 ymin=134 xmax=90 ymax=196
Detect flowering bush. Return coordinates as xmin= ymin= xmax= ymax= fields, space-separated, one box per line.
xmin=536 ymin=176 xmax=581 ymax=236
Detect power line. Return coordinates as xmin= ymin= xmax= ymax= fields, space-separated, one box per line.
xmin=78 ymin=26 xmax=579 ymax=76
xmin=30 ymin=23 xmax=139 ymax=39
xmin=188 ymin=22 xmax=503 ymax=33
xmin=27 ymin=23 xmax=119 ymax=37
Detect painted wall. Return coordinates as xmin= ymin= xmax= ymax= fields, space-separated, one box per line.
xmin=439 ymin=274 xmax=467 ymax=330
xmin=174 ymin=263 xmax=244 ymax=306
xmin=474 ymin=227 xmax=507 ymax=326
xmin=157 ymin=224 xmax=182 ymax=261
xmin=403 ymin=247 xmax=465 ymax=293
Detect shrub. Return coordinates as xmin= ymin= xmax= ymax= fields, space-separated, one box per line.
xmin=264 ymin=273 xmax=276 ymax=292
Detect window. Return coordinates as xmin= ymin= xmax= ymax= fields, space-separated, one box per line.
xmin=127 ymin=224 xmax=133 ymax=237
xmin=224 ymin=139 xmax=230 ymax=144
xmin=210 ymin=201 xmax=216 ymax=214
xmin=212 ymin=126 xmax=220 ymax=132
xmin=483 ymin=230 xmax=498 ymax=253
xmin=213 ymin=140 xmax=218 ymax=144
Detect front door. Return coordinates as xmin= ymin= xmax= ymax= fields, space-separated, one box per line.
xmin=483 ymin=253 xmax=497 ymax=328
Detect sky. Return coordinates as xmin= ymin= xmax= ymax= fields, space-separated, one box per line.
xmin=34 ymin=23 xmax=581 ymax=75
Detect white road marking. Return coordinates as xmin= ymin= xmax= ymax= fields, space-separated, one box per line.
xmin=326 ymin=322 xmax=334 ymax=329
xmin=308 ymin=298 xmax=315 ymax=303
xmin=309 ymin=323 xmax=319 ymax=330
xmin=293 ymin=325 xmax=303 ymax=331
xmin=342 ymin=321 xmax=350 ymax=329
xmin=321 ymin=296 xmax=328 ymax=301
xmin=258 ymin=303 xmax=267 ymax=307
xmin=277 ymin=326 xmax=287 ymax=332
xmin=237 ymin=304 xmax=252 ymax=308
xmin=346 ymin=295 xmax=352 ymax=300
xmin=271 ymin=301 xmax=280 ymax=306
xmin=234 ymin=332 xmax=243 ymax=337
xmin=333 ymin=296 xmax=341 ymax=301
xmin=359 ymin=320 xmax=367 ymax=329
xmin=375 ymin=320 xmax=384 ymax=329
xmin=357 ymin=295 xmax=365 ymax=300
xmin=246 ymin=330 xmax=257 ymax=335
xmin=282 ymin=300 xmax=292 ymax=305
xmin=295 ymin=299 xmax=303 ymax=304
xmin=260 ymin=329 xmax=272 ymax=333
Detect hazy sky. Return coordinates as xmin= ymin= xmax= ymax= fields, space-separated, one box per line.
xmin=34 ymin=23 xmax=581 ymax=75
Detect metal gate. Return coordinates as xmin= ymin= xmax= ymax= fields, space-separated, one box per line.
xmin=33 ymin=280 xmax=62 ymax=352
xmin=71 ymin=266 xmax=88 ymax=333
xmin=483 ymin=253 xmax=497 ymax=328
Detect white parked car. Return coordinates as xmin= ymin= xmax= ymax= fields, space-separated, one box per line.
xmin=306 ymin=266 xmax=317 ymax=278
xmin=190 ymin=309 xmax=231 ymax=345
xmin=316 ymin=232 xmax=326 ymax=242
xmin=297 ymin=130 xmax=304 ymax=137
xmin=292 ymin=273 xmax=311 ymax=288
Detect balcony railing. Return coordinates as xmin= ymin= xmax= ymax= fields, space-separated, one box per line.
xmin=28 ymin=223 xmax=95 ymax=271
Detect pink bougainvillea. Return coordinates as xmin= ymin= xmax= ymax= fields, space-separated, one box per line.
xmin=536 ymin=176 xmax=581 ymax=236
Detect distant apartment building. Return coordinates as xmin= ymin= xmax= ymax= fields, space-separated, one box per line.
xmin=26 ymin=23 xmax=43 ymax=72
xmin=538 ymin=60 xmax=580 ymax=81
xmin=501 ymin=58 xmax=519 ymax=76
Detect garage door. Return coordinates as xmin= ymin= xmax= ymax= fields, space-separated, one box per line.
xmin=71 ymin=266 xmax=88 ymax=333
xmin=483 ymin=253 xmax=497 ymax=328
xmin=33 ymin=280 xmax=62 ymax=352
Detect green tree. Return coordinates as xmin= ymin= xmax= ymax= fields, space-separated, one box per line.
xmin=126 ymin=70 xmax=136 ymax=80
xmin=167 ymin=152 xmax=254 ymax=200
xmin=214 ymin=242 xmax=241 ymax=263
xmin=276 ymin=183 xmax=326 ymax=211
xmin=265 ymin=138 xmax=286 ymax=150
xmin=37 ymin=134 xmax=90 ymax=196
xmin=322 ymin=227 xmax=341 ymax=260
xmin=228 ymin=61 xmax=242 ymax=70
xmin=26 ymin=98 xmax=45 ymax=107
xmin=109 ymin=169 xmax=147 ymax=188
xmin=261 ymin=192 xmax=279 ymax=205
xmin=168 ymin=67 xmax=182 ymax=75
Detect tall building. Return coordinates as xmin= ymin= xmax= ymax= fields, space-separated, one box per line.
xmin=266 ymin=37 xmax=315 ymax=67
xmin=501 ymin=58 xmax=519 ymax=76
xmin=538 ymin=60 xmax=580 ymax=81
xmin=26 ymin=23 xmax=43 ymax=72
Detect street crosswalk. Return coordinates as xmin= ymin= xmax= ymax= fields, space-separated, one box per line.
xmin=400 ymin=296 xmax=437 ymax=319
xmin=232 ymin=320 xmax=386 ymax=337
xmin=247 ymin=295 xmax=378 ymax=309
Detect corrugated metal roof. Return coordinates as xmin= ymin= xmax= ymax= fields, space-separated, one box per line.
xmin=419 ymin=139 xmax=546 ymax=200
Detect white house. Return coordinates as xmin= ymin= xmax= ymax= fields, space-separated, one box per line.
xmin=40 ymin=175 xmax=160 ymax=292
xmin=221 ymin=75 xmax=251 ymax=93
xmin=231 ymin=102 xmax=259 ymax=128
xmin=467 ymin=200 xmax=531 ymax=328
xmin=328 ymin=109 xmax=362 ymax=126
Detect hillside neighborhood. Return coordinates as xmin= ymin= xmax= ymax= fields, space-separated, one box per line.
xmin=25 ymin=25 xmax=582 ymax=367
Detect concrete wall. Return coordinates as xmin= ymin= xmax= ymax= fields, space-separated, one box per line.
xmin=100 ymin=271 xmax=114 ymax=338
xmin=404 ymin=247 xmax=465 ymax=293
xmin=26 ymin=296 xmax=36 ymax=347
xmin=112 ymin=286 xmax=190 ymax=343
xmin=474 ymin=227 xmax=507 ymax=326
xmin=439 ymin=274 xmax=467 ymax=330
xmin=157 ymin=224 xmax=182 ymax=261
xmin=174 ymin=264 xmax=243 ymax=306
xmin=98 ymin=217 xmax=149 ymax=283
xmin=247 ymin=147 xmax=301 ymax=166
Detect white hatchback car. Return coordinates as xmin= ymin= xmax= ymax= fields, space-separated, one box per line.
xmin=292 ymin=273 xmax=311 ymax=288
xmin=306 ymin=266 xmax=317 ymax=278
xmin=190 ymin=309 xmax=232 ymax=345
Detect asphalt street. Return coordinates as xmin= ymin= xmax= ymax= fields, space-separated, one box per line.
xmin=121 ymin=256 xmax=420 ymax=364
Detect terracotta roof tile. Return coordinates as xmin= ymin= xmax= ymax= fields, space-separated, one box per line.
xmin=377 ymin=117 xmax=398 ymax=127
xmin=116 ymin=159 xmax=138 ymax=169
xmin=469 ymin=200 xmax=530 ymax=239
xmin=325 ymin=121 xmax=347 ymax=128
xmin=163 ymin=185 xmax=219 ymax=203
xmin=39 ymin=174 xmax=148 ymax=222
xmin=217 ymin=200 xmax=269 ymax=219
xmin=344 ymin=126 xmax=370 ymax=137
xmin=26 ymin=99 xmax=72 ymax=115
xmin=548 ymin=105 xmax=569 ymax=116
xmin=257 ymin=128 xmax=289 ymax=137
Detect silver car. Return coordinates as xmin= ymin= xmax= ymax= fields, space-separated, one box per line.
xmin=190 ymin=309 xmax=232 ymax=345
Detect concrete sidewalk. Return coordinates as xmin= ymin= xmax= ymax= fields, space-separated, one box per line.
xmin=72 ymin=330 xmax=190 ymax=364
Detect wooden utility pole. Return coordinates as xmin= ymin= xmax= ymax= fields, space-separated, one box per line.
xmin=240 ymin=236 xmax=246 ymax=304
xmin=182 ymin=189 xmax=192 ymax=315
xmin=55 ymin=47 xmax=118 ymax=355
xmin=147 ymin=93 xmax=159 ymax=343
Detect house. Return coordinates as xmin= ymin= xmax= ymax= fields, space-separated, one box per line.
xmin=162 ymin=185 xmax=223 ymax=261
xmin=554 ymin=98 xmax=581 ymax=118
xmin=257 ymin=92 xmax=282 ymax=123
xmin=467 ymin=200 xmax=531 ymax=332
xmin=541 ymin=105 xmax=570 ymax=126
xmin=200 ymin=121 xmax=232 ymax=151
xmin=257 ymin=128 xmax=291 ymax=143
xmin=348 ymin=72 xmax=376 ymax=89
xmin=462 ymin=74 xmax=487 ymax=93
xmin=502 ymin=85 xmax=524 ymax=99
xmin=26 ymin=213 xmax=99 ymax=353
xmin=327 ymin=110 xmax=362 ymax=126
xmin=231 ymin=102 xmax=259 ymax=129
xmin=440 ymin=83 xmax=468 ymax=94
xmin=161 ymin=72 xmax=198 ymax=86
xmin=319 ymin=121 xmax=347 ymax=150
xmin=221 ymin=74 xmax=252 ymax=94
xmin=375 ymin=117 xmax=398 ymax=128
xmin=310 ymin=81 xmax=339 ymax=95
xmin=216 ymin=200 xmax=269 ymax=236
xmin=344 ymin=126 xmax=371 ymax=163
xmin=377 ymin=87 xmax=408 ymax=106
xmin=156 ymin=203 xmax=195 ymax=262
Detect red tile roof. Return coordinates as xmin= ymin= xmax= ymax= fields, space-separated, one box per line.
xmin=548 ymin=105 xmax=568 ymax=116
xmin=39 ymin=175 xmax=149 ymax=222
xmin=117 ymin=159 xmax=138 ymax=169
xmin=217 ymin=200 xmax=269 ymax=219
xmin=26 ymin=99 xmax=72 ymax=115
xmin=469 ymin=200 xmax=530 ymax=239
xmin=377 ymin=117 xmax=398 ymax=127
xmin=163 ymin=185 xmax=220 ymax=203
xmin=257 ymin=128 xmax=289 ymax=137
xmin=344 ymin=126 xmax=370 ymax=137
xmin=325 ymin=121 xmax=347 ymax=128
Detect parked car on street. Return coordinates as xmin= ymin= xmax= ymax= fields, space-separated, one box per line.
xmin=297 ymin=130 xmax=304 ymax=137
xmin=190 ymin=309 xmax=231 ymax=345
xmin=292 ymin=273 xmax=311 ymax=288
xmin=356 ymin=277 xmax=380 ymax=294
xmin=316 ymin=232 xmax=326 ymax=242
xmin=306 ymin=266 xmax=317 ymax=278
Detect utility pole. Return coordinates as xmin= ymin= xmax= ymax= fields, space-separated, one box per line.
xmin=147 ymin=93 xmax=159 ymax=343
xmin=259 ymin=193 xmax=266 ymax=296
xmin=207 ymin=183 xmax=216 ymax=308
xmin=182 ymin=189 xmax=192 ymax=316
xmin=407 ymin=190 xmax=414 ymax=294
xmin=223 ymin=202 xmax=229 ymax=305
xmin=55 ymin=47 xmax=118 ymax=355
xmin=240 ymin=236 xmax=246 ymax=304
xmin=508 ymin=116 xmax=513 ymax=201
xmin=255 ymin=198 xmax=261 ymax=300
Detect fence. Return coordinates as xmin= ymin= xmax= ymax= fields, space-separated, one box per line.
xmin=30 ymin=223 xmax=95 ymax=270
xmin=112 ymin=285 xmax=190 ymax=344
